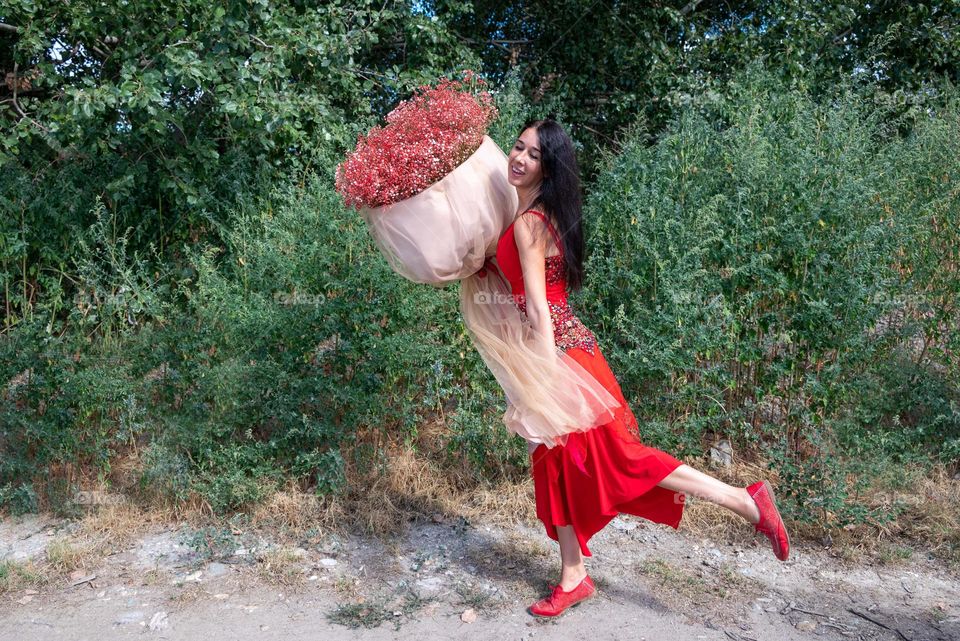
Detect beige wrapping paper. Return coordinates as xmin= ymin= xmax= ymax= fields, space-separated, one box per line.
xmin=359 ymin=135 xmax=516 ymax=285
xmin=358 ymin=135 xmax=623 ymax=447
xmin=459 ymin=268 xmax=623 ymax=448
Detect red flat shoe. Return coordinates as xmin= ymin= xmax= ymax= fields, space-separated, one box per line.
xmin=528 ymin=575 xmax=596 ymax=617
xmin=747 ymin=480 xmax=790 ymax=561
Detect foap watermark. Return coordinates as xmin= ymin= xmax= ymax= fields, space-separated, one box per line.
xmin=473 ymin=291 xmax=522 ymax=305
xmin=869 ymin=291 xmax=931 ymax=308
xmin=672 ymin=489 xmax=736 ymax=506
xmin=273 ymin=291 xmax=326 ymax=306
xmin=72 ymin=490 xmax=127 ymax=506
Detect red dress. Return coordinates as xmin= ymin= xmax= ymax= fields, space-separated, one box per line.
xmin=494 ymin=209 xmax=687 ymax=557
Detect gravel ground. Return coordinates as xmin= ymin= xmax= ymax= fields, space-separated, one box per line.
xmin=1 ymin=510 xmax=958 ymax=641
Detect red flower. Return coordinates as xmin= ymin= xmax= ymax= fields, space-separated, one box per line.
xmin=335 ymin=71 xmax=498 ymax=210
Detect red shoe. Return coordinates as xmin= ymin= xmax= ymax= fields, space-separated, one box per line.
xmin=747 ymin=480 xmax=790 ymax=561
xmin=528 ymin=575 xmax=596 ymax=617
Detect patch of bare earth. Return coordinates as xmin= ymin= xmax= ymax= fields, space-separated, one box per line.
xmin=1 ymin=447 xmax=958 ymax=640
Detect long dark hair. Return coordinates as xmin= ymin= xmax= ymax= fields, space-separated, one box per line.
xmin=519 ymin=117 xmax=586 ymax=291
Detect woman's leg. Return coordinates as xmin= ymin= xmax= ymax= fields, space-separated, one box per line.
xmin=657 ymin=464 xmax=761 ymax=523
xmin=556 ymin=524 xmax=588 ymax=591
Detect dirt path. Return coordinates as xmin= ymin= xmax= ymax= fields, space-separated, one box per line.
xmin=1 ymin=511 xmax=958 ymax=640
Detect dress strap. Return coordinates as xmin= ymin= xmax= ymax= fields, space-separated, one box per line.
xmin=519 ymin=209 xmax=564 ymax=258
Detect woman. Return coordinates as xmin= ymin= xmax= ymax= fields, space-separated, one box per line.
xmin=491 ymin=117 xmax=790 ymax=618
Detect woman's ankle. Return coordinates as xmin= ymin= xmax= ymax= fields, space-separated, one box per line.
xmin=742 ymin=487 xmax=761 ymax=524
xmin=559 ymin=566 xmax=588 ymax=591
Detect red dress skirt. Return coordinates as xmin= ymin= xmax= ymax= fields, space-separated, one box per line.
xmin=529 ymin=343 xmax=686 ymax=557
xmin=494 ymin=209 xmax=687 ymax=557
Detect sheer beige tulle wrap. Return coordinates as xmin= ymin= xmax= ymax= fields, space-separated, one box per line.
xmin=359 ymin=135 xmax=622 ymax=448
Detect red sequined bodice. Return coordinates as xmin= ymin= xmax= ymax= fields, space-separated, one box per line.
xmin=493 ymin=210 xmax=598 ymax=355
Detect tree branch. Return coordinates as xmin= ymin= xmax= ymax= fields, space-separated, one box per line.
xmin=249 ymin=35 xmax=274 ymax=49
xmin=9 ymin=61 xmax=51 ymax=135
xmin=680 ymin=0 xmax=704 ymax=16
xmin=0 ymin=23 xmax=17 ymax=34
xmin=1 ymin=88 xmax=48 ymax=99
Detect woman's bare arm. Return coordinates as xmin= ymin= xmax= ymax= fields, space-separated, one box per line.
xmin=513 ymin=212 xmax=555 ymax=355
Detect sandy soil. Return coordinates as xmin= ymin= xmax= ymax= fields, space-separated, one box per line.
xmin=1 ymin=509 xmax=958 ymax=641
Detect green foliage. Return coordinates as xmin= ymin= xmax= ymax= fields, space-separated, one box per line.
xmin=487 ymin=67 xmax=531 ymax=152
xmin=3 ymin=2 xmax=959 ymax=537
xmin=1 ymin=0 xmax=479 ymax=328
xmin=445 ymin=383 xmax=528 ymax=480
xmin=0 ymin=312 xmax=150 ymax=513
xmin=0 ymin=483 xmax=38 ymax=517
xmin=449 ymin=1 xmax=960 ymax=178
xmin=583 ymin=65 xmax=959 ymax=526
xmin=136 ymin=172 xmax=487 ymax=512
xmin=0 ymin=130 xmax=529 ymax=517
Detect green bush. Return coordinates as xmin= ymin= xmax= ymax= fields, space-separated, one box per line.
xmin=582 ymin=65 xmax=959 ymax=526
xmin=0 ymin=73 xmax=534 ymax=516
xmin=3 ymin=59 xmax=956 ymax=533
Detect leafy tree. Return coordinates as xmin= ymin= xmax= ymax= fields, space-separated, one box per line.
xmin=447 ymin=1 xmax=960 ymax=176
xmin=0 ymin=0 xmax=477 ymax=326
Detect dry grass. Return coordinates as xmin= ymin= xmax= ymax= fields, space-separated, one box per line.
xmin=0 ymin=483 xmax=184 ymax=595
xmin=74 ymin=501 xmax=174 ymax=552
xmin=44 ymin=537 xmax=93 ymax=574
xmin=187 ymin=441 xmax=960 ymax=575
xmin=7 ymin=421 xmax=958 ymax=594
xmin=248 ymin=479 xmax=347 ymax=540
xmin=0 ymin=559 xmax=48 ymax=593
xmin=243 ymin=433 xmax=537 ymax=542
xmin=254 ymin=546 xmax=307 ymax=586
xmin=823 ymin=462 xmax=960 ymax=568
xmin=165 ymin=581 xmax=208 ymax=607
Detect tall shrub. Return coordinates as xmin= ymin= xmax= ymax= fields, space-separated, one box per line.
xmin=583 ymin=66 xmax=960 ymax=526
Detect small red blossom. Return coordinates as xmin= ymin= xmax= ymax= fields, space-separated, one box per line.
xmin=335 ymin=71 xmax=498 ymax=210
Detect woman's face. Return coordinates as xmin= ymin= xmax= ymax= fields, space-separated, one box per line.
xmin=507 ymin=127 xmax=544 ymax=190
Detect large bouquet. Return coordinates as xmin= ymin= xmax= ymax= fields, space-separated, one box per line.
xmin=335 ymin=72 xmax=622 ymax=448
xmin=336 ymin=72 xmax=514 ymax=284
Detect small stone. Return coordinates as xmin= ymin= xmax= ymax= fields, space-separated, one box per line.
xmin=461 ymin=608 xmax=478 ymax=623
xmin=16 ymin=595 xmax=33 ymax=605
xmin=319 ymin=558 xmax=337 ymax=568
xmin=796 ymin=620 xmax=817 ymax=632
xmin=709 ymin=439 xmax=733 ymax=466
xmin=415 ymin=576 xmax=444 ymax=597
xmin=148 ymin=611 xmax=169 ymax=631
xmin=24 ymin=589 xmax=39 ymax=595
xmin=213 ymin=593 xmax=230 ymax=599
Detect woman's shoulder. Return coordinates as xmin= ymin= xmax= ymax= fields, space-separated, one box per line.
xmin=518 ymin=206 xmax=548 ymax=219
xmin=517 ymin=207 xmax=559 ymax=230
xmin=514 ymin=208 xmax=563 ymax=258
